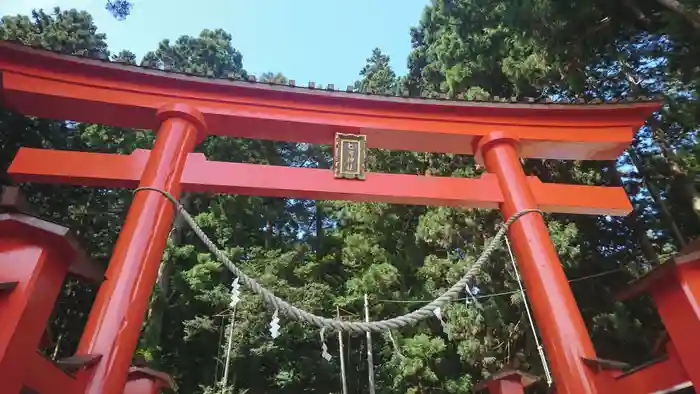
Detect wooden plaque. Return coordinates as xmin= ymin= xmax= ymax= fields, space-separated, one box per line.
xmin=333 ymin=133 xmax=367 ymax=180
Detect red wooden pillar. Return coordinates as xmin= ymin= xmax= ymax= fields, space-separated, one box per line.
xmin=0 ymin=210 xmax=99 ymax=394
xmin=77 ymin=103 xmax=207 ymax=394
xmin=475 ymin=131 xmax=599 ymax=394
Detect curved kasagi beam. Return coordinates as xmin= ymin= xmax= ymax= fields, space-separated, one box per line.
xmin=0 ymin=42 xmax=660 ymax=159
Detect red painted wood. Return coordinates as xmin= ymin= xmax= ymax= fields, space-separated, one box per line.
xmin=650 ymin=260 xmax=700 ymax=389
xmin=477 ymin=132 xmax=599 ymax=394
xmin=0 ymin=41 xmax=659 ymax=159
xmin=8 ymin=148 xmax=633 ymax=216
xmin=123 ymin=380 xmax=160 ymax=394
xmin=486 ymin=378 xmax=525 ymax=394
xmin=598 ymin=356 xmax=689 ymax=393
xmin=123 ymin=367 xmax=177 ymax=394
xmin=475 ymin=370 xmax=537 ymax=394
xmin=76 ymin=105 xmax=204 ymax=394
xmin=614 ymin=243 xmax=700 ymax=390
xmin=23 ymin=351 xmax=85 ymax=394
xmin=0 ymin=215 xmax=75 ymax=394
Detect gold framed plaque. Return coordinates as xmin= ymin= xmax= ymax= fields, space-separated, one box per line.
xmin=333 ymin=133 xmax=367 ymax=180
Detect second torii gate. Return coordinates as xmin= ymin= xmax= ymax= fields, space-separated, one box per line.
xmin=1 ymin=40 xmax=693 ymax=394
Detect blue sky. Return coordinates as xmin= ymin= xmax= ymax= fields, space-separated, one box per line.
xmin=2 ymin=0 xmax=429 ymax=87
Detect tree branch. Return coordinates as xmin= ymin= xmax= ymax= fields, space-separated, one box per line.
xmin=621 ymin=0 xmax=653 ymax=25
xmin=654 ymin=0 xmax=700 ymax=30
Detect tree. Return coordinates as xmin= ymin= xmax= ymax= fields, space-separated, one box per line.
xmin=259 ymin=72 xmax=288 ymax=84
xmin=140 ymin=29 xmax=246 ymax=79
xmin=354 ymin=48 xmax=398 ymax=95
xmin=401 ymin=1 xmax=688 ymax=390
xmin=106 ymin=0 xmax=132 ymax=20
xmin=112 ymin=49 xmax=137 ymax=64
xmin=0 ymin=8 xmax=109 ymax=59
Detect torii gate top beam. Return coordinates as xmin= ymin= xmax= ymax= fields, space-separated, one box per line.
xmin=0 ymin=41 xmax=658 ymax=159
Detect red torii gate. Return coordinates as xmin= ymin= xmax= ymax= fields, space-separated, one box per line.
xmin=0 ymin=41 xmax=696 ymax=394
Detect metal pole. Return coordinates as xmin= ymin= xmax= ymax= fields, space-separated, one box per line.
xmin=221 ymin=305 xmax=237 ymax=389
xmin=337 ymin=306 xmax=348 ymax=394
xmin=364 ymin=294 xmax=376 ymax=394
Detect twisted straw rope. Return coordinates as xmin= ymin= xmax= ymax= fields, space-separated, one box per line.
xmin=135 ymin=186 xmax=541 ymax=333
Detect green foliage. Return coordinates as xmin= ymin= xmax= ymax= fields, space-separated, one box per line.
xmin=0 ymin=8 xmax=108 ymax=58
xmin=354 ymin=48 xmax=398 ymax=94
xmin=106 ymin=0 xmax=132 ymax=20
xmin=2 ymin=2 xmax=699 ymax=393
xmin=140 ymin=28 xmax=246 ymax=79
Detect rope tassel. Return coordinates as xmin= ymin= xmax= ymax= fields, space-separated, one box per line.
xmin=270 ymin=309 xmax=280 ymax=338
xmin=229 ymin=277 xmax=241 ymax=308
xmin=320 ymin=327 xmax=332 ymax=361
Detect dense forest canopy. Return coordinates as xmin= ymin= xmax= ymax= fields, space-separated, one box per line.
xmin=1 ymin=1 xmax=699 ymax=393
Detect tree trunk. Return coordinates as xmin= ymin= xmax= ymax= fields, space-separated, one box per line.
xmin=648 ymin=120 xmax=700 ymax=228
xmin=142 ymin=193 xmax=192 ymax=365
xmin=265 ymin=219 xmax=273 ymax=249
xmin=315 ymin=147 xmax=329 ymax=260
xmin=609 ymin=163 xmax=661 ymax=265
xmin=622 ymin=0 xmax=652 ymax=25
xmin=654 ymin=0 xmax=700 ymax=30
xmin=627 ymin=148 xmax=687 ymax=248
xmin=315 ymin=201 xmax=324 ymax=259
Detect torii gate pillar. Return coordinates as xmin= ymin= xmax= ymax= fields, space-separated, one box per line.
xmin=476 ymin=132 xmax=599 ymax=394
xmin=76 ymin=104 xmax=206 ymax=394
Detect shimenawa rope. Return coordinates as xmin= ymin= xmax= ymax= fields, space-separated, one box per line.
xmin=134 ymin=186 xmax=541 ymax=334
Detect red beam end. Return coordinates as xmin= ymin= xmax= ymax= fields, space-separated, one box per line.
xmin=9 ymin=148 xmax=146 ymax=189
xmin=23 ymin=351 xmax=84 ymax=394
xmin=610 ymin=357 xmax=690 ymax=393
